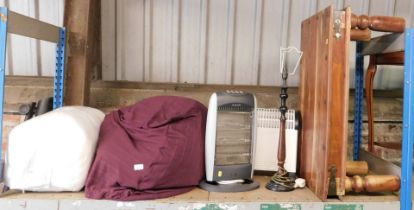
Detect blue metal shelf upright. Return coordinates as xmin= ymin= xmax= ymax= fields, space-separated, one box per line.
xmin=353 ymin=29 xmax=414 ymax=210
xmin=0 ymin=7 xmax=66 ymax=179
xmin=353 ymin=41 xmax=364 ymax=161
xmin=401 ymin=29 xmax=414 ymax=210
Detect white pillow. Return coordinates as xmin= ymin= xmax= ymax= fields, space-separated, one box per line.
xmin=5 ymin=106 xmax=104 ymax=192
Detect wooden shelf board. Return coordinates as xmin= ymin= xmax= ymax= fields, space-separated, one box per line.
xmin=0 ymin=176 xmax=400 ymax=203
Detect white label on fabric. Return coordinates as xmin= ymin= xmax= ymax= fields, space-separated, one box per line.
xmin=134 ymin=164 xmax=144 ymax=171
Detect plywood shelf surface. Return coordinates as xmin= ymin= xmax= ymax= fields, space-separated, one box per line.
xmin=0 ymin=176 xmax=400 ymax=203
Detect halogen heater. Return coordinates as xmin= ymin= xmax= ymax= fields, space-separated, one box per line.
xmin=199 ymin=91 xmax=260 ymax=192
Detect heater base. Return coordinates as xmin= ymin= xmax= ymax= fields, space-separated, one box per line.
xmin=199 ymin=180 xmax=259 ymax=192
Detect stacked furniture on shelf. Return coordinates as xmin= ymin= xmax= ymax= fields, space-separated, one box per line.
xmin=299 ymin=5 xmax=414 ymax=209
xmin=299 ymin=4 xmax=414 ymax=209
xmin=0 ymin=4 xmax=413 ymax=210
xmin=351 ymin=16 xmax=414 ymax=210
xmin=0 ymin=7 xmax=67 ymax=179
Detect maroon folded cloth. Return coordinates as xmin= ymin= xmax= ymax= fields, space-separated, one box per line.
xmin=85 ymin=96 xmax=207 ymax=201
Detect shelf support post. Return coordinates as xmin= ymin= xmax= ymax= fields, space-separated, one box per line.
xmin=353 ymin=41 xmax=364 ymax=160
xmin=401 ymin=28 xmax=414 ymax=210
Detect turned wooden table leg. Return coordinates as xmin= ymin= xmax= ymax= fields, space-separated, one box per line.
xmin=365 ymin=56 xmax=377 ymax=152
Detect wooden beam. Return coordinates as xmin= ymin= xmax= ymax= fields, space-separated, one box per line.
xmin=2 ymin=76 xmax=404 ymax=122
xmin=63 ymin=0 xmax=101 ymax=106
xmin=8 ymin=11 xmax=60 ymax=43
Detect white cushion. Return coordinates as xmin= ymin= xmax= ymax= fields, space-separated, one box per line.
xmin=5 ymin=106 xmax=104 ymax=192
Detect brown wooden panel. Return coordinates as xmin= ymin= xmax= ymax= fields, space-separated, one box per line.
xmin=329 ymin=7 xmax=351 ymax=197
xmin=299 ymin=6 xmax=350 ymax=200
xmin=299 ymin=9 xmax=317 ymax=194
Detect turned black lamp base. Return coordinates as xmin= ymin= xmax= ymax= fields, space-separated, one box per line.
xmin=265 ymin=171 xmax=295 ymax=192
xmin=266 ymin=180 xmax=294 ymax=192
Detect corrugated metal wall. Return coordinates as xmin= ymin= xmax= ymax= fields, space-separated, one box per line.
xmin=0 ymin=0 xmax=64 ymax=77
xmin=2 ymin=0 xmax=414 ymax=89
xmin=101 ymin=0 xmax=414 ymax=89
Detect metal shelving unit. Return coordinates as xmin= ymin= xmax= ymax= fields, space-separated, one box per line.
xmin=0 ymin=7 xmax=66 ymax=179
xmin=353 ymin=41 xmax=364 ymax=161
xmin=353 ymin=28 xmax=414 ymax=210
xmin=0 ymin=5 xmax=412 ymax=210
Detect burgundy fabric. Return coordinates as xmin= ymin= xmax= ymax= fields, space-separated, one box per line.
xmin=85 ymin=96 xmax=207 ymax=201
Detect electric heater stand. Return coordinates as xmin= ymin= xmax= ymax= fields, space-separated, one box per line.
xmin=201 ymin=91 xmax=259 ymax=192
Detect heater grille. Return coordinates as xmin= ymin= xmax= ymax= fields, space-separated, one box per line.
xmin=215 ymin=111 xmax=252 ymax=166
